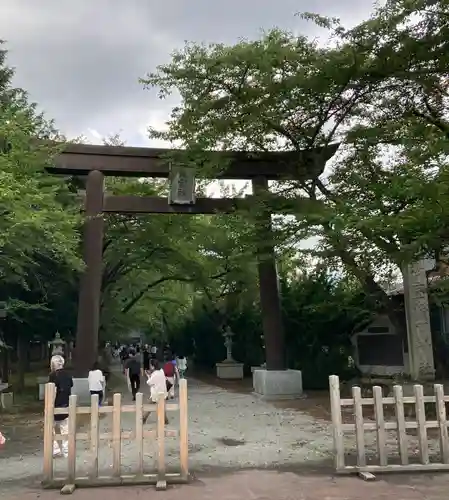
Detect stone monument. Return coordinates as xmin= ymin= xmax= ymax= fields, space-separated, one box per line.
xmin=216 ymin=326 xmax=244 ymax=379
xmin=402 ymin=260 xmax=435 ymax=380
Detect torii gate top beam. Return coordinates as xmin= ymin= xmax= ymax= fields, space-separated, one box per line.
xmin=48 ymin=143 xmax=339 ymax=180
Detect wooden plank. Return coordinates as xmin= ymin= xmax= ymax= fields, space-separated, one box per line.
xmin=60 ymin=484 xmax=76 ymax=495
xmin=58 ymin=429 xmax=178 ymax=442
xmin=179 ymin=379 xmax=189 ymax=479
xmin=414 ymin=384 xmax=429 ymax=464
xmin=135 ymin=392 xmax=144 ymax=476
xmin=42 ymin=473 xmax=188 ymax=489
xmin=358 ymin=471 xmax=376 ymax=481
xmin=337 ymin=462 xmax=449 ymax=474
xmin=329 ymin=375 xmax=345 ymax=470
xmin=43 ymin=383 xmax=55 ymax=484
xmin=112 ymin=393 xmax=122 ymax=477
xmin=53 ymin=401 xmax=180 ymax=415
xmin=89 ymin=394 xmax=100 ymax=478
xmin=352 ymin=386 xmax=366 ymax=467
xmin=67 ymin=395 xmax=78 ymax=483
xmin=340 ymin=395 xmax=449 ymax=406
xmin=373 ymin=386 xmax=387 ymax=466
xmin=340 ymin=420 xmax=440 ymax=431
xmin=157 ymin=393 xmax=166 ymax=485
xmin=393 ymin=385 xmax=408 ymax=465
xmin=434 ymin=384 xmax=449 ymax=463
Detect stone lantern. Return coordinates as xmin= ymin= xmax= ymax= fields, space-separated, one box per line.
xmin=49 ymin=332 xmax=65 ymax=357
xmin=216 ymin=326 xmax=244 ymax=380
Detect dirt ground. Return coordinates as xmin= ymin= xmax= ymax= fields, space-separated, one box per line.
xmin=2 ymin=371 xmax=449 ymax=499
xmin=5 ymin=470 xmax=449 ymax=500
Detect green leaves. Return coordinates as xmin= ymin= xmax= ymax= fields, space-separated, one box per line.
xmin=0 ymin=43 xmax=82 ymax=332
xmin=140 ymin=0 xmax=449 ymax=315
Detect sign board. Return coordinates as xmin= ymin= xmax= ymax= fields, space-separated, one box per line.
xmin=168 ymin=164 xmax=196 ymax=205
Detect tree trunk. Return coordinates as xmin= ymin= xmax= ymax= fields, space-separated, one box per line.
xmin=1 ymin=349 xmax=8 ymax=383
xmin=16 ymin=335 xmax=28 ymax=393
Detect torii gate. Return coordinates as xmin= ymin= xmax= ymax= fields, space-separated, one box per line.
xmin=48 ymin=143 xmax=337 ymax=377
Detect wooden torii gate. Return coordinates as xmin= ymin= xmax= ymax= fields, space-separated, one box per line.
xmin=48 ymin=143 xmax=338 ymax=375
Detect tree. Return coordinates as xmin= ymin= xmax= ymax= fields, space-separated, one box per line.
xmin=141 ymin=4 xmax=449 ymax=350
xmin=0 ymin=43 xmax=82 ymax=388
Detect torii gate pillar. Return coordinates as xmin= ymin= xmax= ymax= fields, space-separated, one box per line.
xmin=73 ymin=170 xmax=104 ymax=376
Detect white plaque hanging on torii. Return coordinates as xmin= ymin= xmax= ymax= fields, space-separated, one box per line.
xmin=168 ymin=164 xmax=196 ymax=205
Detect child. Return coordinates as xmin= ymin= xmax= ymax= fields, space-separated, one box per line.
xmin=88 ymin=361 xmax=105 ymax=405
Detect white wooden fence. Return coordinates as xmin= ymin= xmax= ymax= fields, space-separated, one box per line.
xmin=42 ymin=379 xmax=188 ymax=490
xmin=329 ymin=374 xmax=449 ymax=474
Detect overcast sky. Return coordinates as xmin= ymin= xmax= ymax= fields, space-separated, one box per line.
xmin=0 ymin=0 xmax=378 ymax=147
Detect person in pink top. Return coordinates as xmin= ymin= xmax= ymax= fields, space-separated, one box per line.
xmin=0 ymin=431 xmax=5 ymax=447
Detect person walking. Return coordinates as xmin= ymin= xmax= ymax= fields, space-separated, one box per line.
xmin=124 ymin=348 xmax=141 ymax=401
xmin=120 ymin=345 xmax=129 ymax=373
xmin=163 ymin=354 xmax=179 ymax=399
xmin=88 ymin=361 xmax=106 ymax=405
xmin=177 ymin=355 xmax=187 ymax=379
xmin=143 ymin=344 xmax=150 ymax=374
xmin=142 ymin=358 xmax=169 ymax=424
xmin=48 ymin=355 xmax=73 ymax=458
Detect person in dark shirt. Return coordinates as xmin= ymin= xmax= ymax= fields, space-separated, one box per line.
xmin=143 ymin=345 xmax=150 ymax=373
xmin=48 ymin=355 xmax=73 ymax=458
xmin=120 ymin=345 xmax=129 ymax=373
xmin=125 ymin=349 xmax=141 ymax=401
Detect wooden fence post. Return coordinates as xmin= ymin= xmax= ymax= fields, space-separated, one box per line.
xmin=329 ymin=375 xmax=344 ymax=470
xmin=135 ymin=392 xmax=144 ymax=476
xmin=89 ymin=394 xmax=100 ymax=478
xmin=112 ymin=393 xmax=122 ymax=477
xmin=156 ymin=393 xmax=167 ymax=490
xmin=67 ymin=394 xmax=78 ymax=484
xmin=393 ymin=385 xmax=408 ymax=465
xmin=414 ymin=384 xmax=429 ymax=464
xmin=435 ymin=384 xmax=449 ymax=463
xmin=43 ymin=383 xmax=55 ymax=484
xmin=179 ymin=379 xmax=188 ymax=479
xmin=352 ymin=386 xmax=365 ymax=467
xmin=373 ymin=386 xmax=387 ymax=466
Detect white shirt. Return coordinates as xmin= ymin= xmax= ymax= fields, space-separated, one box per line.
xmin=88 ymin=369 xmax=105 ymax=392
xmin=146 ymin=369 xmax=167 ymax=402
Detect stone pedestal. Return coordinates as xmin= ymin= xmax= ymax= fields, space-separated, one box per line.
xmin=253 ymin=369 xmax=303 ymax=400
xmin=37 ymin=376 xmax=48 ymax=401
xmin=216 ymin=362 xmax=244 ymax=380
xmin=1 ymin=391 xmax=13 ymax=409
xmin=403 ymin=261 xmax=435 ymax=380
xmin=72 ymin=377 xmax=92 ymax=405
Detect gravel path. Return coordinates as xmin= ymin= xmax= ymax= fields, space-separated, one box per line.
xmin=0 ymin=374 xmax=334 ymax=495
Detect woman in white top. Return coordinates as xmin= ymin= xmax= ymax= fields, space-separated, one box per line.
xmin=143 ymin=359 xmax=168 ymax=424
xmin=88 ymin=362 xmax=105 ymax=405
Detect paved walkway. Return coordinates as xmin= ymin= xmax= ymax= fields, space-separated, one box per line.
xmin=1 ymin=371 xmax=449 ymax=498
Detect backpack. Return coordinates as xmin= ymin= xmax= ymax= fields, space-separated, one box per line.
xmin=163 ymin=361 xmax=174 ymax=377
